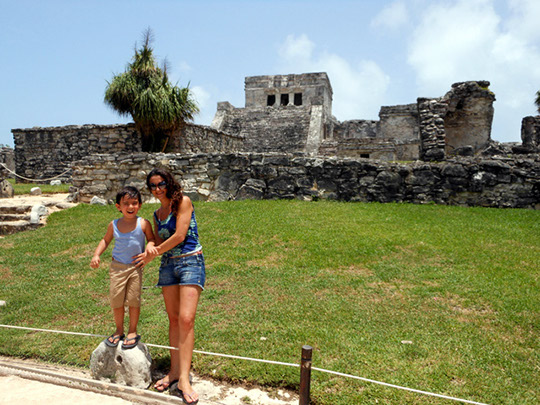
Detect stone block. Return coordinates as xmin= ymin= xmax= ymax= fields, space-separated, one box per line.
xmin=90 ymin=340 xmax=152 ymax=389
xmin=30 ymin=204 xmax=48 ymax=224
xmin=0 ymin=179 xmax=14 ymax=198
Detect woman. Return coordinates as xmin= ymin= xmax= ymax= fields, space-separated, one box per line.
xmin=137 ymin=168 xmax=205 ymax=404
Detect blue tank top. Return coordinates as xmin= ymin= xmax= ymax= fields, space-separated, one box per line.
xmin=154 ymin=207 xmax=202 ymax=257
xmin=112 ymin=217 xmax=146 ymax=264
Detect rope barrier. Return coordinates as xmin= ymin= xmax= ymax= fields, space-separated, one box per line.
xmin=0 ymin=324 xmax=490 ymax=404
xmin=310 ymin=367 xmax=490 ymax=405
xmin=0 ymin=162 xmax=71 ymax=182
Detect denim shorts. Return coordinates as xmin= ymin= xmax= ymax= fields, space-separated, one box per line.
xmin=157 ymin=253 xmax=206 ymax=290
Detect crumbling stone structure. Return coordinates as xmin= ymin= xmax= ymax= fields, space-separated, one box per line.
xmin=11 ymin=123 xmax=242 ymax=182
xmin=212 ymin=73 xmax=333 ymax=155
xmin=9 ymin=71 xmax=539 ymax=209
xmin=0 ymin=146 xmax=15 ymax=179
xmin=71 ymin=152 xmax=540 ymax=209
xmin=516 ymin=115 xmax=540 ymax=154
xmin=211 ymin=73 xmax=497 ymax=161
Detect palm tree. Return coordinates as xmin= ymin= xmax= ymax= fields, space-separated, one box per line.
xmin=104 ymin=29 xmax=199 ymax=151
xmin=536 ymin=90 xmax=540 ymax=114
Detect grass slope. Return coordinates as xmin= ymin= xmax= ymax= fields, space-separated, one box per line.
xmin=0 ymin=200 xmax=538 ymax=404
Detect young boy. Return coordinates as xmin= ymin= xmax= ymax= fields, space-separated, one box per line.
xmin=90 ymin=186 xmax=155 ymax=349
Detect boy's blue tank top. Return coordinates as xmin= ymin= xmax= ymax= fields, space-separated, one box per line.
xmin=112 ymin=217 xmax=146 ymax=264
xmin=154 ymin=207 xmax=202 ymax=257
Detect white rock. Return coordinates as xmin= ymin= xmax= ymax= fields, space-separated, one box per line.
xmin=90 ymin=340 xmax=152 ymax=388
xmin=30 ymin=187 xmax=42 ymax=195
xmin=50 ymin=180 xmax=62 ymax=186
xmin=90 ymin=196 xmax=107 ymax=205
xmin=0 ymin=179 xmax=14 ymax=198
xmin=30 ymin=204 xmax=48 ymax=224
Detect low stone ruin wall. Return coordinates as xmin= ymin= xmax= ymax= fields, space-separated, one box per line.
xmin=12 ymin=123 xmax=243 ymax=183
xmin=72 ymin=152 xmax=539 ymax=209
xmin=0 ymin=147 xmax=15 ymax=179
xmin=168 ymin=124 xmax=243 ymax=154
xmin=12 ymin=124 xmax=141 ymax=183
xmin=517 ymin=116 xmax=540 ymax=154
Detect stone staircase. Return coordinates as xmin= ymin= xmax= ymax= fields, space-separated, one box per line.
xmin=0 ymin=193 xmax=75 ymax=236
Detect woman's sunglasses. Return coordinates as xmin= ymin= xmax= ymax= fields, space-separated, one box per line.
xmin=149 ymin=181 xmax=167 ymax=190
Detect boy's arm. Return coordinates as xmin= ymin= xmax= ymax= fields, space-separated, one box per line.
xmin=90 ymin=222 xmax=114 ymax=268
xmin=142 ymin=219 xmax=157 ymax=251
xmin=133 ymin=219 xmax=158 ymax=266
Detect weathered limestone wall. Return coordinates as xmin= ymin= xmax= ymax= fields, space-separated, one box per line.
xmin=0 ymin=147 xmax=15 ymax=179
xmin=12 ymin=124 xmax=141 ymax=183
xmin=12 ymin=122 xmax=242 ymax=182
xmin=245 ymin=73 xmax=333 ymax=116
xmin=418 ymin=98 xmax=447 ymax=161
xmin=214 ymin=105 xmax=313 ymax=153
xmin=333 ymin=120 xmax=378 ymax=139
xmin=167 ymin=124 xmax=244 ymax=154
xmin=378 ymin=104 xmax=419 ymax=142
xmin=518 ymin=116 xmax=540 ymax=153
xmin=443 ymin=81 xmax=495 ymax=154
xmin=72 ymin=152 xmax=539 ymax=209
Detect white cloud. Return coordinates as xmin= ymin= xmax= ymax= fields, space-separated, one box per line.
xmin=279 ymin=34 xmax=314 ymax=61
xmin=407 ymin=0 xmax=540 ymax=142
xmin=190 ymin=85 xmax=214 ymax=125
xmin=277 ymin=34 xmax=390 ymax=120
xmin=506 ymin=0 xmax=540 ymax=42
xmin=371 ymin=1 xmax=409 ymax=31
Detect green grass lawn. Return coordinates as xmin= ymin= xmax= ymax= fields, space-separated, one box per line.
xmin=0 ymin=200 xmax=538 ymax=404
xmin=6 ymin=179 xmax=71 ymax=194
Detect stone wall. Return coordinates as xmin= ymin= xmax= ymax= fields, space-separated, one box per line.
xmin=517 ymin=116 xmax=540 ymax=153
xmin=378 ymin=104 xmax=419 ymax=142
xmin=167 ymin=123 xmax=244 ymax=154
xmin=11 ymin=122 xmax=243 ymax=183
xmin=244 ymin=73 xmax=333 ymax=117
xmin=0 ymin=147 xmax=15 ymax=179
xmin=333 ymin=120 xmax=378 ymax=139
xmin=443 ymin=81 xmax=495 ymax=154
xmin=12 ymin=124 xmax=141 ymax=183
xmin=418 ymin=98 xmax=447 ymax=161
xmin=214 ymin=105 xmax=313 ymax=153
xmin=71 ymin=152 xmax=539 ymax=209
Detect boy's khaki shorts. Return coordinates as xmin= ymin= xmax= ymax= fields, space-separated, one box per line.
xmin=109 ymin=260 xmax=143 ymax=309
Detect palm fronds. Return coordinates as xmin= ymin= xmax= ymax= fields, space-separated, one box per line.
xmin=104 ymin=28 xmax=199 ymax=151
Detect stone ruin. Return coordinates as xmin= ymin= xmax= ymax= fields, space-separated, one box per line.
xmin=211 ymin=73 xmax=501 ymax=161
xmin=0 ymin=146 xmax=15 ymax=180
xmin=4 ymin=71 xmax=539 ymax=209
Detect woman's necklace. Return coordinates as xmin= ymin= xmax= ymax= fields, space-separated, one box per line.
xmin=159 ymin=202 xmax=172 ymax=221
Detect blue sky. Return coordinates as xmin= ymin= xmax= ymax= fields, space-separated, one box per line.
xmin=1 ymin=0 xmax=539 ymax=147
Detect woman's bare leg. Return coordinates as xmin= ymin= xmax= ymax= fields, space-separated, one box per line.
xmin=154 ymin=285 xmax=180 ymax=390
xmin=177 ymin=285 xmax=201 ymax=400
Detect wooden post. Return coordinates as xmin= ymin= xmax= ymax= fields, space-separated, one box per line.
xmin=299 ymin=345 xmax=313 ymax=405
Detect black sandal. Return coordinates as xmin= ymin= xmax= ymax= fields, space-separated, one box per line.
xmin=121 ymin=334 xmax=141 ymax=349
xmin=104 ymin=333 xmax=125 ymax=347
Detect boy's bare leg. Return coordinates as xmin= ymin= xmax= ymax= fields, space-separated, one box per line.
xmin=125 ymin=306 xmax=140 ymax=342
xmin=108 ymin=306 xmax=125 ymax=344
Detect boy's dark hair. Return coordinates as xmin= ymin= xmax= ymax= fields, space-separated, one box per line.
xmin=116 ymin=186 xmax=142 ymax=204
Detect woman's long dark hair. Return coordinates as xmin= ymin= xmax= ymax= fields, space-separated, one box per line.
xmin=146 ymin=168 xmax=183 ymax=215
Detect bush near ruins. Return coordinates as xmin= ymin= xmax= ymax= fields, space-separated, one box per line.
xmin=104 ymin=28 xmax=199 ymax=152
xmin=536 ymin=90 xmax=540 ymax=114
